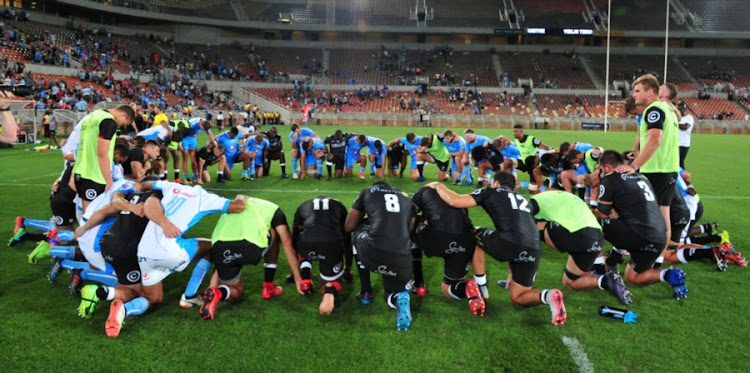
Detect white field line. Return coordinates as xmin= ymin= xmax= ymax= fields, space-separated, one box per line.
xmin=9 ymin=173 xmax=60 ymax=182
xmin=562 ymin=336 xmax=595 ymax=373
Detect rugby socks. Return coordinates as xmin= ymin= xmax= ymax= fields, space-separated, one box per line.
xmin=677 ymin=248 xmax=713 ymax=263
xmin=605 ymin=248 xmax=626 ymax=268
xmin=192 ymin=172 xmax=198 ymax=181
xmin=96 ymin=285 xmax=116 ymax=301
xmin=399 ymin=164 xmax=406 ymax=178
xmin=592 ymin=256 xmax=606 ymax=275
xmin=520 ymin=181 xmax=530 ymax=189
xmin=124 ymin=297 xmax=149 ymax=317
xmin=597 ymin=275 xmax=607 ymax=290
xmin=386 ymin=292 xmax=397 ymax=309
xmin=652 ymin=256 xmax=664 ymax=269
xmin=217 ymin=170 xmax=224 ymax=182
xmin=174 ymin=169 xmax=180 ymax=181
xmin=49 ymin=246 xmax=76 ymax=259
xmin=316 ymin=158 xmax=324 ymax=174
xmin=250 ymin=164 xmax=256 ymax=177
xmin=184 ymin=258 xmax=211 ymax=298
xmin=369 ymin=162 xmax=376 ymax=175
xmin=412 ymin=246 xmax=424 ymax=286
xmin=160 ymin=173 xmax=167 ymax=180
xmin=54 ymin=230 xmax=74 ymax=242
xmin=81 ymin=269 xmax=119 ymax=287
xmin=690 ymin=234 xmax=721 ymax=245
xmin=359 ymin=166 xmax=366 ymax=175
xmin=326 ymin=161 xmax=333 ymax=178
xmin=540 ymin=289 xmax=550 ymax=304
xmin=280 ymin=162 xmax=286 ymax=174
xmin=416 ymin=161 xmax=424 ymax=177
xmin=242 ymin=168 xmax=249 ymax=178
xmin=263 ymin=263 xmax=277 ymax=282
xmin=447 ymin=281 xmax=467 ymax=299
xmin=61 ymin=259 xmax=89 ymax=270
xmin=23 ymin=218 xmax=55 ymax=232
xmin=354 ymin=254 xmax=372 ymax=292
xmin=473 ymin=273 xmax=487 ymax=287
xmin=291 ymin=159 xmax=298 ymax=175
xmin=462 ymin=166 xmax=473 ymax=184
xmin=300 ymin=261 xmax=312 ymax=280
xmin=218 ymin=284 xmax=231 ymax=300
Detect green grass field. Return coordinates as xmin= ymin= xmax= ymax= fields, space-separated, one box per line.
xmin=1 ymin=126 xmax=748 ymax=372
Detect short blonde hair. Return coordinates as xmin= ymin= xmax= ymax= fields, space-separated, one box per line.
xmin=633 ymin=74 xmax=660 ymax=95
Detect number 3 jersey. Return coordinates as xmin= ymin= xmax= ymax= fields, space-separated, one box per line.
xmin=351 ymin=186 xmax=413 ymax=253
xmin=598 ymin=172 xmax=665 ymax=243
xmin=470 ymin=187 xmax=539 ymax=249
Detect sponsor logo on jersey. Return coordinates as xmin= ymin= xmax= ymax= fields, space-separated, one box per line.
xmin=307 ymin=251 xmax=326 ymax=261
xmin=588 ymin=241 xmax=602 ymax=253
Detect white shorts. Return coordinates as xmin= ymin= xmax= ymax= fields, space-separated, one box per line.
xmin=77 ymin=223 xmax=108 ymax=271
xmin=137 ymin=222 xmax=192 ymax=286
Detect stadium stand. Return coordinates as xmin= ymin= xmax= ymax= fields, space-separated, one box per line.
xmin=428 ymin=0 xmax=501 ymax=28
xmin=243 ymin=0 xmax=327 ymax=24
xmin=681 ymin=0 xmax=750 ymax=32
xmin=584 ymin=53 xmax=696 ymax=91
xmin=603 ymin=0 xmax=689 ymax=31
xmin=500 ymin=52 xmax=595 ymax=89
xmin=680 ymin=97 xmax=745 ymax=121
xmin=334 ymin=0 xmax=412 ymax=26
xmin=677 ymin=56 xmax=750 ymax=89
xmin=515 ymin=0 xmax=590 ymax=29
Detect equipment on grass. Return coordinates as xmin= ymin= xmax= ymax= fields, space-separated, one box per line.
xmin=599 ymin=305 xmax=637 ymax=323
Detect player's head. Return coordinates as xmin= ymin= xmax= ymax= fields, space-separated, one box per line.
xmin=565 ymin=149 xmax=582 ymax=163
xmin=405 ymin=132 xmax=417 ymax=143
xmin=470 ymin=145 xmax=486 ymax=161
xmin=632 ymin=74 xmax=660 ymax=106
xmin=374 ymin=139 xmax=382 ymax=149
xmin=660 ymin=82 xmax=678 ymax=101
xmin=512 ymin=124 xmax=524 ymax=139
xmin=463 ymin=128 xmax=476 ymax=142
xmin=443 ymin=130 xmax=454 ymax=142
xmin=114 ymin=144 xmax=130 ymax=164
xmin=559 ymin=142 xmax=571 ymax=155
xmin=334 ymin=129 xmax=343 ymax=139
xmin=229 ymin=127 xmax=239 ymax=138
xmin=269 ymin=126 xmax=277 ymax=136
xmin=598 ymin=150 xmax=624 ymax=173
xmin=200 ymin=118 xmax=212 ymax=131
xmin=143 ymin=140 xmax=160 ymax=159
xmin=112 ymin=104 xmax=136 ymax=127
xmin=357 ymin=134 xmax=367 ymax=144
xmin=419 ymin=136 xmax=431 ymax=147
xmin=290 ymin=123 xmax=300 ymax=132
xmin=371 ymin=181 xmax=391 ymax=189
xmin=540 ymin=153 xmax=560 ymax=170
xmin=254 ymin=136 xmax=263 ymax=145
xmin=492 ymin=138 xmax=504 ymax=150
xmin=301 ymin=139 xmax=311 ymax=151
xmin=131 ymin=135 xmax=146 ymax=148
xmin=492 ymin=171 xmax=516 ymax=189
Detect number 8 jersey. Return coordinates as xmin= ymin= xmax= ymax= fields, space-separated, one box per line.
xmin=351 ymin=186 xmax=413 ymax=253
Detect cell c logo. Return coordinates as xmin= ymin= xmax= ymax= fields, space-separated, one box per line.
xmin=85 ymin=189 xmax=98 ymax=200
xmin=647 ymin=111 xmax=661 ymax=123
xmin=126 ymin=270 xmax=141 ymax=282
xmin=599 ymin=185 xmax=605 ymax=197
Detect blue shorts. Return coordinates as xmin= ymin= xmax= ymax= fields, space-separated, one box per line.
xmin=226 ymin=153 xmax=241 ymax=168
xmin=345 ymin=153 xmax=361 ymax=169
xmin=305 ymin=151 xmax=318 ymax=167
xmin=254 ymin=152 xmax=264 ymax=167
xmin=369 ymin=152 xmax=384 ymax=167
xmin=182 ymin=136 xmax=198 ymax=151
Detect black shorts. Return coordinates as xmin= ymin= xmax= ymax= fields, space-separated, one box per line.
xmin=74 ymin=174 xmax=106 ymax=202
xmin=515 ymin=156 xmax=536 ymax=173
xmin=643 ymin=172 xmax=677 ymax=206
xmin=328 ymin=153 xmax=345 ymax=170
xmin=545 ymin=223 xmax=602 ymax=272
xmin=50 ymin=199 xmax=76 ymax=227
xmin=100 ymin=236 xmax=142 ymax=286
xmin=296 ymin=235 xmax=345 ymax=281
xmin=266 ymin=148 xmax=283 ymax=161
xmin=435 ymin=158 xmax=450 ymax=172
xmin=475 ymin=227 xmax=540 ymax=288
xmin=670 ymin=190 xmax=690 ymax=242
xmin=353 ymin=226 xmax=412 ymax=293
xmin=601 ymin=218 xmax=665 ymax=273
xmin=212 ymin=240 xmax=266 ymax=282
xmin=388 ymin=151 xmax=405 ymax=168
xmin=415 ymin=223 xmax=475 ymax=279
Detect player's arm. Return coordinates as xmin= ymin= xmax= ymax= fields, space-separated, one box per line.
xmin=271 ymin=208 xmax=304 ymax=294
xmin=344 ymin=208 xmax=364 ymax=233
xmin=130 ymin=160 xmax=145 ymax=180
xmin=631 ymin=127 xmax=661 ymax=171
xmin=74 ymin=192 xmax=128 ymax=239
xmin=594 ymin=200 xmax=616 ymax=219
xmin=144 ymin=195 xmax=181 ymax=238
xmin=97 ymin=137 xmax=115 ymax=190
xmin=205 ymin=127 xmax=216 ymax=144
xmin=426 ymin=182 xmax=478 ymax=208
xmin=386 ymin=138 xmax=401 ymax=148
